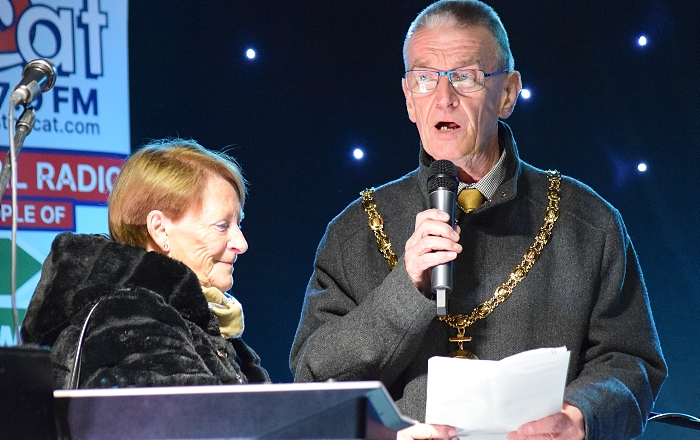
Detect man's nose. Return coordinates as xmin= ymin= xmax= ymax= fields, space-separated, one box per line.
xmin=434 ymin=75 xmax=460 ymax=107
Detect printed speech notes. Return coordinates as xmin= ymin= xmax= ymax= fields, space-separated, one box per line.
xmin=425 ymin=346 xmax=570 ymax=439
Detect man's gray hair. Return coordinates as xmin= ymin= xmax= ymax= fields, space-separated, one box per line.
xmin=403 ymin=0 xmax=514 ymax=72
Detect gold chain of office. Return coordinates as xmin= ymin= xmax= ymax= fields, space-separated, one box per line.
xmin=360 ymin=170 xmax=561 ymax=359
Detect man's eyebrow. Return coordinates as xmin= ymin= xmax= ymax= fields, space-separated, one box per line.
xmin=410 ymin=57 xmax=482 ymax=70
xmin=410 ymin=59 xmax=433 ymax=69
xmin=456 ymin=57 xmax=482 ymax=69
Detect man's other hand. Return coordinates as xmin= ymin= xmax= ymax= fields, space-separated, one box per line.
xmin=507 ymin=403 xmax=585 ymax=440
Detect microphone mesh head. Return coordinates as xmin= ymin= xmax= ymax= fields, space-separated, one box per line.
xmin=427 ymin=160 xmax=458 ymax=193
xmin=23 ymin=59 xmax=57 ymax=92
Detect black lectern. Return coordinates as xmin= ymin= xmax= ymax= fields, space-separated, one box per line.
xmin=54 ymin=381 xmax=413 ymax=439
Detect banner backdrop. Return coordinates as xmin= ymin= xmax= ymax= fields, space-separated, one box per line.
xmin=0 ymin=0 xmax=129 ymax=345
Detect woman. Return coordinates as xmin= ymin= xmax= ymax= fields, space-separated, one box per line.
xmin=21 ymin=139 xmax=269 ymax=388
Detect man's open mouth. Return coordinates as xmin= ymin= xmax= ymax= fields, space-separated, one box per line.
xmin=436 ymin=121 xmax=460 ymax=132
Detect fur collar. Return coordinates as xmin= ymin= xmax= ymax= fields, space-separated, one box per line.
xmin=22 ymin=232 xmax=219 ymax=346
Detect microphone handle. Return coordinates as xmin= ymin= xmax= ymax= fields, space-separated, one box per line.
xmin=429 ymin=188 xmax=456 ymax=316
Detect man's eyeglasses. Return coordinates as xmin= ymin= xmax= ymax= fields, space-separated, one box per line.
xmin=404 ymin=69 xmax=509 ymax=95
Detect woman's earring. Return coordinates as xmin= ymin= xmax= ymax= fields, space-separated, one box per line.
xmin=163 ymin=241 xmax=169 ymax=251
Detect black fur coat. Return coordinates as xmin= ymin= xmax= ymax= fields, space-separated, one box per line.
xmin=21 ymin=232 xmax=269 ymax=388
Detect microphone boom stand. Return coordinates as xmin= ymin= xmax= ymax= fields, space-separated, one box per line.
xmin=1 ymin=105 xmax=37 ymax=345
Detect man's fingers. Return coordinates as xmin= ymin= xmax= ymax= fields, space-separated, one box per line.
xmin=507 ymin=406 xmax=584 ymax=440
xmin=404 ymin=208 xmax=462 ymax=293
xmin=406 ymin=210 xmax=460 ymax=250
xmin=414 ymin=208 xmax=451 ymax=226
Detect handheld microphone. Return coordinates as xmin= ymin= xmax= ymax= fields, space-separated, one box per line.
xmin=10 ymin=59 xmax=57 ymax=107
xmin=427 ymin=160 xmax=459 ymax=316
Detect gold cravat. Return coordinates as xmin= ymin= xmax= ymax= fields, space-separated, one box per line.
xmin=457 ymin=188 xmax=485 ymax=213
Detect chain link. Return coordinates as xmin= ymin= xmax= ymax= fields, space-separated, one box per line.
xmin=361 ymin=188 xmax=398 ymax=270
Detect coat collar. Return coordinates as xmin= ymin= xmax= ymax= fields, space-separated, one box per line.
xmin=416 ymin=121 xmax=522 ymax=210
xmin=22 ymin=233 xmax=217 ymax=346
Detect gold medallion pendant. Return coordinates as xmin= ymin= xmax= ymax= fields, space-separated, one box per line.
xmin=448 ymin=329 xmax=478 ymax=359
xmin=451 ymin=349 xmax=479 ymax=360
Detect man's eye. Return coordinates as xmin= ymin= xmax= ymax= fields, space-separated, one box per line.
xmin=417 ymin=73 xmax=433 ymax=82
xmin=453 ymin=71 xmax=474 ymax=82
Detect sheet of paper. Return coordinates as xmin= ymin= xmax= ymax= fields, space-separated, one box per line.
xmin=425 ymin=347 xmax=570 ymax=439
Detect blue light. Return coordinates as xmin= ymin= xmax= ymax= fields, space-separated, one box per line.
xmin=520 ymin=88 xmax=531 ymax=99
xmin=637 ymin=163 xmax=647 ymax=172
xmin=246 ymin=48 xmax=256 ymax=59
xmin=638 ymin=36 xmax=647 ymax=46
xmin=353 ymin=148 xmax=364 ymax=159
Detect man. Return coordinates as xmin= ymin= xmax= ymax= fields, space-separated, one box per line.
xmin=290 ymin=1 xmax=666 ymax=438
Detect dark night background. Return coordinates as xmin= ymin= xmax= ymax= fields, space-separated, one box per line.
xmin=129 ymin=1 xmax=700 ymax=437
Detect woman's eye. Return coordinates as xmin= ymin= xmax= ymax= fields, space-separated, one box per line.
xmin=215 ymin=222 xmax=229 ymax=231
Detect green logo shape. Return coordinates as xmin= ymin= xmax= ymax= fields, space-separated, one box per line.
xmin=0 ymin=238 xmax=43 ymax=294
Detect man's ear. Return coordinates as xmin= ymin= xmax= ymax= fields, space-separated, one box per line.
xmin=146 ymin=210 xmax=169 ymax=252
xmin=498 ymin=70 xmax=522 ymax=119
xmin=402 ymin=78 xmax=417 ymax=123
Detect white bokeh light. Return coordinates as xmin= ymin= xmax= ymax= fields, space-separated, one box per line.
xmin=637 ymin=163 xmax=647 ymax=172
xmin=638 ymin=36 xmax=647 ymax=46
xmin=353 ymin=148 xmax=364 ymax=159
xmin=520 ymin=88 xmax=531 ymax=99
xmin=246 ymin=48 xmax=256 ymax=59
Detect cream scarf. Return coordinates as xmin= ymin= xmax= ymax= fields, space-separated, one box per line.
xmin=201 ymin=286 xmax=245 ymax=339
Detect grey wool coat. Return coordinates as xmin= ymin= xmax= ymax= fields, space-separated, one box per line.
xmin=291 ymin=122 xmax=666 ymax=439
xmin=22 ymin=232 xmax=269 ymax=389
